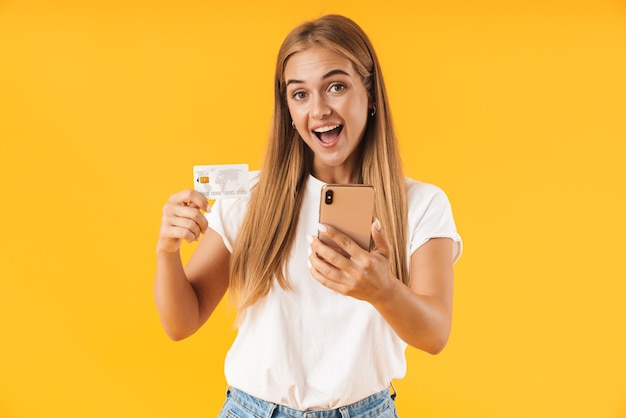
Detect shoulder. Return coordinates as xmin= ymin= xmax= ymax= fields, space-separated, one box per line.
xmin=225 ymin=169 xmax=260 ymax=203
xmin=249 ymin=169 xmax=261 ymax=186
xmin=405 ymin=177 xmax=444 ymax=195
xmin=403 ymin=177 xmax=457 ymax=230
xmin=210 ymin=169 xmax=260 ymax=214
xmin=404 ymin=177 xmax=462 ymax=261
xmin=207 ymin=169 xmax=260 ymax=248
xmin=404 ymin=177 xmax=451 ymax=209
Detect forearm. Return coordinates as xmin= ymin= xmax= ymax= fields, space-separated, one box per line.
xmin=372 ymin=279 xmax=452 ymax=354
xmin=154 ymin=250 xmax=203 ymax=341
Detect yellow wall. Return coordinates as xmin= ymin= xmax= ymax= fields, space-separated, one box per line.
xmin=1 ymin=1 xmax=625 ymax=417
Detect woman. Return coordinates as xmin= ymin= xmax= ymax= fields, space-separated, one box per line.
xmin=155 ymin=14 xmax=462 ymax=417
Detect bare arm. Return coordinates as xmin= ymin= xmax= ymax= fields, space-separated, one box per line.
xmin=154 ymin=190 xmax=230 ymax=341
xmin=309 ymin=222 xmax=454 ymax=354
xmin=370 ymin=238 xmax=453 ymax=354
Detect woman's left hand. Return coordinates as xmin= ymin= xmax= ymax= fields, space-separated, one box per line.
xmin=308 ymin=219 xmax=398 ymax=303
xmin=310 ymin=219 xmax=455 ymax=354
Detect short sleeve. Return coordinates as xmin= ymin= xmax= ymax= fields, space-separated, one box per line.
xmin=407 ymin=180 xmax=462 ymax=263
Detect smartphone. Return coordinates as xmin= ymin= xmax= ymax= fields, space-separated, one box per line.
xmin=318 ymin=184 xmax=375 ymax=255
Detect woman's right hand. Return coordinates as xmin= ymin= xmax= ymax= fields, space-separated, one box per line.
xmin=157 ymin=190 xmax=210 ymax=253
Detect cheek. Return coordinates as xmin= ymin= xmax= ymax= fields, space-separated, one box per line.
xmin=287 ymin=104 xmax=295 ymax=120
xmin=345 ymin=91 xmax=369 ymax=121
xmin=347 ymin=103 xmax=368 ymax=134
xmin=288 ymin=104 xmax=306 ymax=125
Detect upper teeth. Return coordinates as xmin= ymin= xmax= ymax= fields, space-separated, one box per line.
xmin=314 ymin=125 xmax=340 ymax=133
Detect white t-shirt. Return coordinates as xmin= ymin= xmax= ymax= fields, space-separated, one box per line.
xmin=207 ymin=172 xmax=462 ymax=410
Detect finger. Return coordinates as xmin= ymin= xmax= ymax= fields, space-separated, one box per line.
xmin=307 ymin=238 xmax=349 ymax=288
xmin=192 ymin=207 xmax=209 ymax=234
xmin=161 ymin=224 xmax=198 ymax=244
xmin=168 ymin=189 xmax=209 ymax=212
xmin=316 ymin=223 xmax=365 ymax=260
xmin=309 ymin=261 xmax=350 ymax=294
xmin=308 ymin=237 xmax=333 ymax=269
xmin=310 ymin=231 xmax=353 ymax=272
xmin=165 ymin=214 xmax=202 ymax=241
xmin=163 ymin=203 xmax=209 ymax=234
xmin=370 ymin=218 xmax=391 ymax=258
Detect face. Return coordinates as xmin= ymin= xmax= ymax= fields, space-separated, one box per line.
xmin=284 ymin=45 xmax=370 ymax=183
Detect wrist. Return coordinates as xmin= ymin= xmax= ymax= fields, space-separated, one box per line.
xmin=156 ymin=239 xmax=182 ymax=256
xmin=370 ymin=276 xmax=402 ymax=309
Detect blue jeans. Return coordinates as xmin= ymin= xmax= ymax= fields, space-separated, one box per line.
xmin=217 ymin=387 xmax=399 ymax=418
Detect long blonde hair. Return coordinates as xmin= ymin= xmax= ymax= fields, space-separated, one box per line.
xmin=230 ymin=15 xmax=408 ymax=318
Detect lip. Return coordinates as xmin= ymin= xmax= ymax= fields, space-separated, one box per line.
xmin=311 ymin=123 xmax=341 ymax=132
xmin=311 ymin=123 xmax=343 ymax=148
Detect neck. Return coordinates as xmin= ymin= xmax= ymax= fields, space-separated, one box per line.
xmin=311 ymin=167 xmax=359 ymax=184
xmin=311 ymin=156 xmax=361 ymax=184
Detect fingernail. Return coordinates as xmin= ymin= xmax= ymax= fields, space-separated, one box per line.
xmin=374 ymin=218 xmax=382 ymax=231
xmin=307 ymin=259 xmax=312 ymax=269
xmin=317 ymin=223 xmax=328 ymax=233
xmin=307 ymin=235 xmax=314 ymax=244
xmin=307 ymin=246 xmax=312 ymax=256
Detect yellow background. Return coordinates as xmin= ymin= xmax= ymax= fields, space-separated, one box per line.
xmin=1 ymin=0 xmax=625 ymax=417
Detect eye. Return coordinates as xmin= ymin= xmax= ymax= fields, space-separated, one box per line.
xmin=329 ymin=83 xmax=346 ymax=93
xmin=291 ymin=90 xmax=308 ymax=101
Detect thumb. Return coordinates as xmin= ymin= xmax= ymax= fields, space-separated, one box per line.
xmin=371 ymin=218 xmax=391 ymax=258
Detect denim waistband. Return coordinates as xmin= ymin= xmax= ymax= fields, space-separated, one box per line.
xmin=226 ymin=386 xmax=394 ymax=418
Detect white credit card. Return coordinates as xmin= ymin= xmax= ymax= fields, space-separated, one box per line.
xmin=193 ymin=164 xmax=249 ymax=199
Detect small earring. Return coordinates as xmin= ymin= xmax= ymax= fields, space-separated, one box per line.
xmin=291 ymin=121 xmax=296 ymax=129
xmin=370 ymin=105 xmax=376 ymax=117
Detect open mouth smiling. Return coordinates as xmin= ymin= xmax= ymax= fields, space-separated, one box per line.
xmin=313 ymin=125 xmax=343 ymax=144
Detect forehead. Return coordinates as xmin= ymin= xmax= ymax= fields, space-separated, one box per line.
xmin=284 ymin=45 xmax=354 ymax=81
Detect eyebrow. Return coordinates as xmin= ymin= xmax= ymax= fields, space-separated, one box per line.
xmin=286 ymin=69 xmax=351 ymax=86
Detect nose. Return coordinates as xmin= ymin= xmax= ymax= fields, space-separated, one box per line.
xmin=311 ymin=94 xmax=331 ymax=119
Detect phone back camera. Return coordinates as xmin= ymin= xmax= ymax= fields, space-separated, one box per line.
xmin=325 ymin=190 xmax=334 ymax=205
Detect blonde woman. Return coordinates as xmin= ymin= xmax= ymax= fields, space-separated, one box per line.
xmin=155 ymin=14 xmax=462 ymax=418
